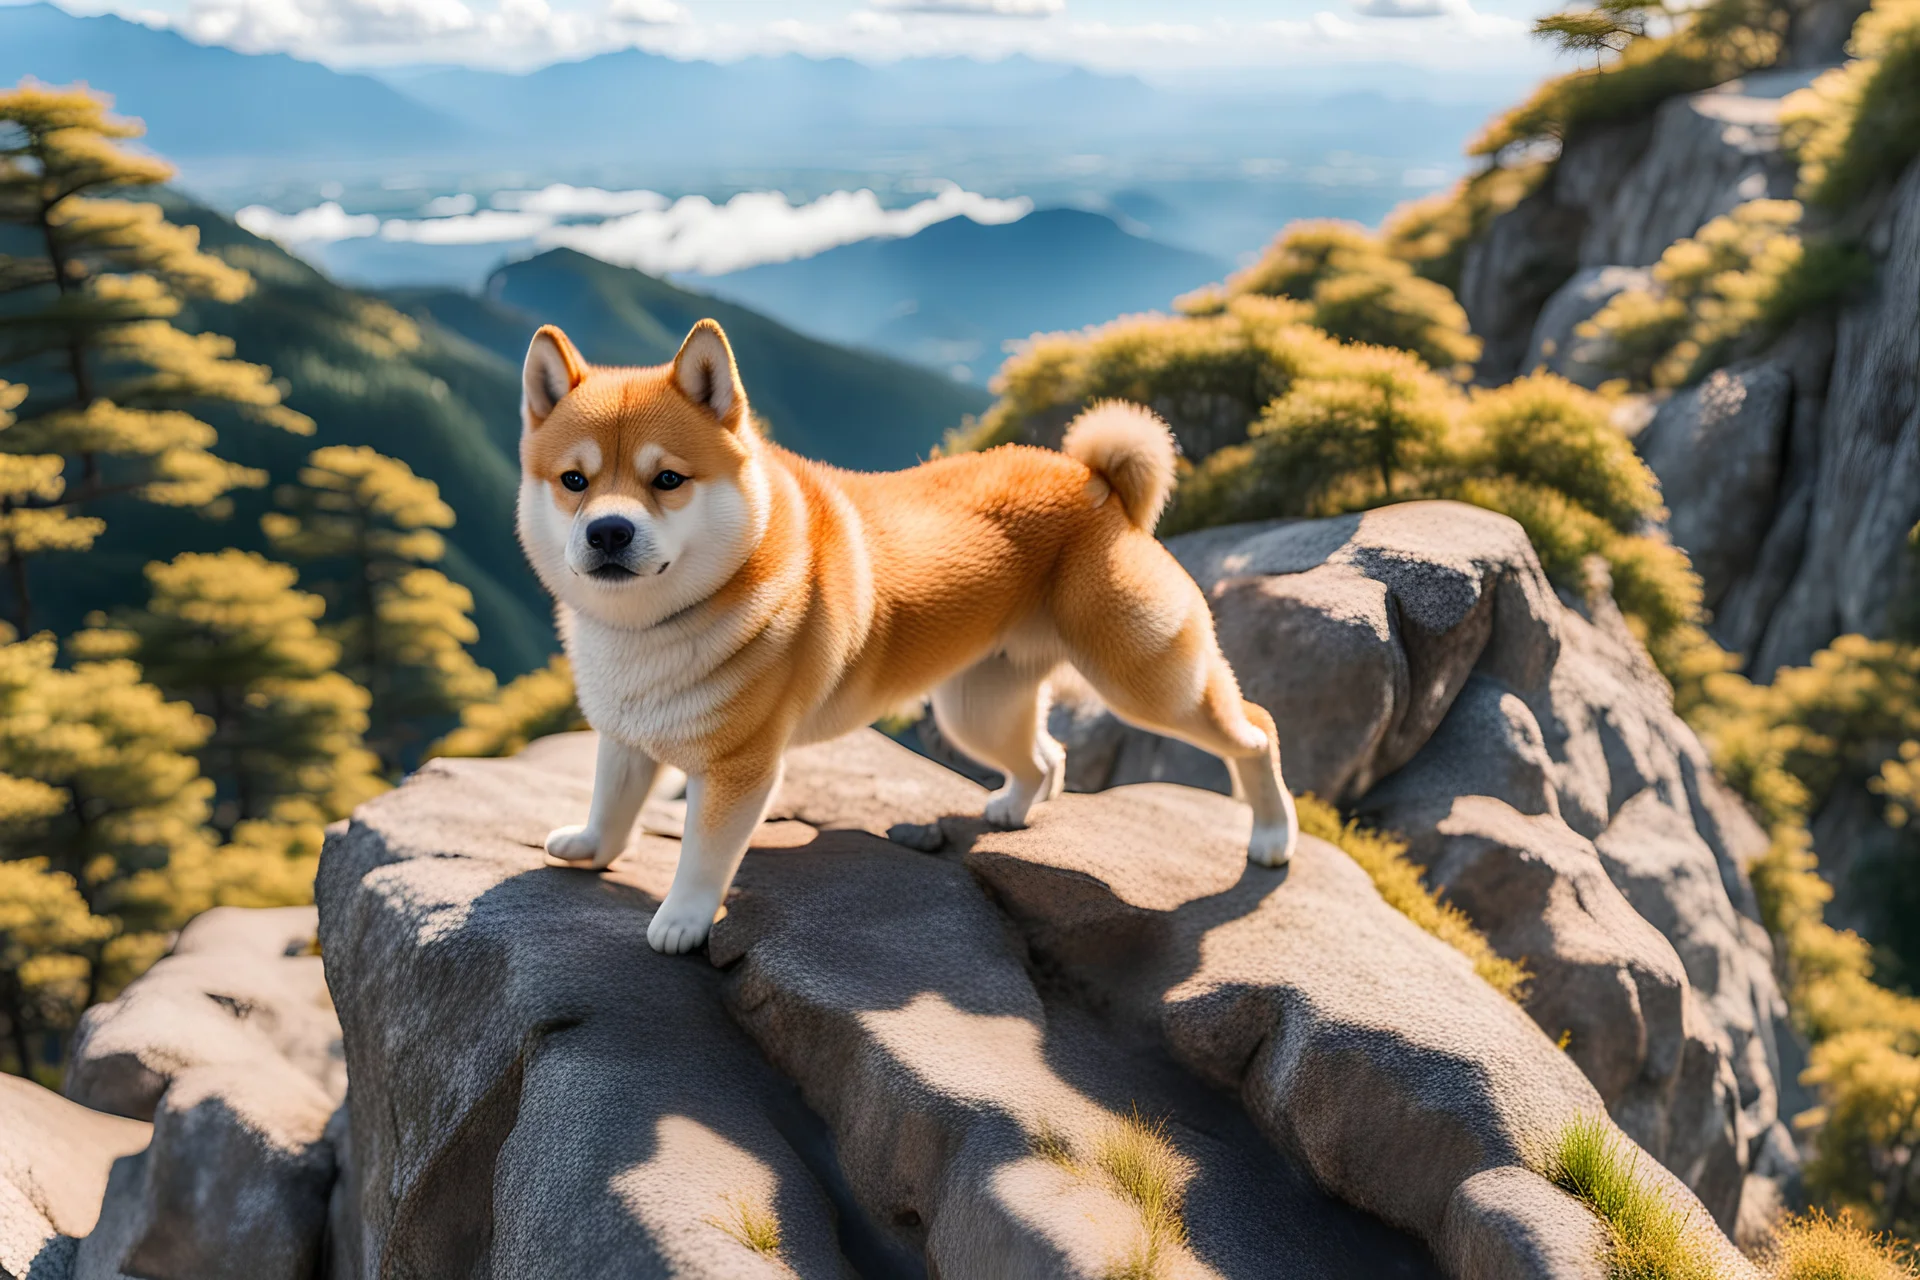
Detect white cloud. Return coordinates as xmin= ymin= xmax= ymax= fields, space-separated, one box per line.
xmin=545 ymin=183 xmax=1033 ymax=276
xmin=183 ymin=0 xmax=476 ymax=52
xmin=605 ymin=0 xmax=684 ymax=23
xmin=491 ymin=185 xmax=673 ymax=216
xmin=1351 ymin=0 xmax=1451 ymax=14
xmin=233 ymin=183 xmax=1034 ymax=275
xmin=868 ymin=0 xmax=1065 ymax=17
xmin=236 ymin=201 xmax=379 ymax=242
xmin=420 ymin=192 xmax=477 ymax=215
xmin=380 ymin=209 xmax=553 ymax=243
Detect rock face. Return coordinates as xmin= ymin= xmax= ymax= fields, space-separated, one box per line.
xmin=309 ymin=708 xmax=1757 ymax=1278
xmin=1462 ymin=69 xmax=1820 ymax=383
xmin=1052 ymin=503 xmax=1801 ymax=1233
xmin=1637 ymin=362 xmax=1796 ymax=614
xmin=64 ymin=906 xmax=346 ymax=1280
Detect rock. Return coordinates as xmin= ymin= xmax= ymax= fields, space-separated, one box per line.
xmin=1580 ymin=70 xmax=1816 ymax=269
xmin=1464 ymin=72 xmax=1817 ymax=381
xmin=1058 ymin=505 xmax=1559 ymax=805
xmin=320 ymin=729 xmax=1453 ymax=1277
xmin=1750 ymin=156 xmax=1920 ymax=674
xmin=957 ymin=783 xmax=1751 ymax=1279
xmin=66 ymin=907 xmax=344 ymax=1280
xmin=0 ymin=1076 xmax=149 ymax=1280
xmin=317 ymin=739 xmax=871 ymax=1280
xmin=1637 ymin=362 xmax=1795 ymax=613
xmin=1047 ymin=503 xmax=1798 ymax=1231
xmin=1522 ymin=265 xmax=1654 ymax=388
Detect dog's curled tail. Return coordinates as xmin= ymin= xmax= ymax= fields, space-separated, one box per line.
xmin=1062 ymin=400 xmax=1178 ymax=532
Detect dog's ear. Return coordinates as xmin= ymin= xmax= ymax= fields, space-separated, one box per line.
xmin=672 ymin=319 xmax=745 ymax=428
xmin=523 ymin=325 xmax=588 ymax=430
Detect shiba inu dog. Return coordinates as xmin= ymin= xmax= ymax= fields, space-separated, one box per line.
xmin=518 ymin=319 xmax=1299 ymax=954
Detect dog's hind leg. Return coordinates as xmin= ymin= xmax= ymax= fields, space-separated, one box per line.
xmin=931 ymin=652 xmax=1063 ymax=830
xmin=1054 ymin=538 xmax=1298 ymax=866
xmin=648 ymin=751 xmax=783 ymax=955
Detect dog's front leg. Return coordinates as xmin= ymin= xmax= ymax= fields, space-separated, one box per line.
xmin=647 ymin=752 xmax=783 ymax=955
xmin=545 ymin=734 xmax=660 ymax=871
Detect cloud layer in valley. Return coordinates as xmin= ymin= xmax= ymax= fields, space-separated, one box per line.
xmin=236 ymin=182 xmax=1034 ymax=276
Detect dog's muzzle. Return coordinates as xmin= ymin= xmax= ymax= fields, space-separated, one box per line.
xmin=573 ymin=515 xmax=663 ymax=581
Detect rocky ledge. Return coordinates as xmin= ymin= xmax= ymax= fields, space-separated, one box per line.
xmin=6 ymin=502 xmax=1787 ymax=1279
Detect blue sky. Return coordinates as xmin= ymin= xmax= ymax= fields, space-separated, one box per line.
xmin=49 ymin=0 xmax=1570 ymax=77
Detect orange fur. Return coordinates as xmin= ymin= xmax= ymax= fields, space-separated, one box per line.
xmin=518 ymin=320 xmax=1298 ymax=953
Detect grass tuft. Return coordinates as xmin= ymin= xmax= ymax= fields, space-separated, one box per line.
xmin=1543 ymin=1114 xmax=1715 ymax=1280
xmin=1764 ymin=1210 xmax=1918 ymax=1280
xmin=1297 ymin=793 xmax=1531 ymax=1000
xmin=706 ymin=1194 xmax=783 ymax=1257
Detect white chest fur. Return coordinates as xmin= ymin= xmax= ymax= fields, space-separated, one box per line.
xmin=561 ymin=603 xmax=763 ymax=766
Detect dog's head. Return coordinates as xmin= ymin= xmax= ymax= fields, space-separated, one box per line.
xmin=516 ymin=319 xmax=770 ymax=628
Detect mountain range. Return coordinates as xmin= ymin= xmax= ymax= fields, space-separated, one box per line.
xmin=0 ymin=3 xmax=464 ymax=156
xmin=695 ymin=208 xmax=1227 ymax=383
xmin=0 ymin=4 xmax=1500 ymax=173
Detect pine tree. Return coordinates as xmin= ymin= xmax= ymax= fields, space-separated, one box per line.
xmin=430 ymin=654 xmax=584 ymax=759
xmin=69 ymin=549 xmax=385 ymax=833
xmin=265 ymin=445 xmax=494 ymax=773
xmin=0 ymin=82 xmax=313 ymax=631
xmin=0 ymin=628 xmax=214 ymax=1039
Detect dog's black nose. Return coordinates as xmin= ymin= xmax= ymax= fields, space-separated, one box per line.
xmin=585 ymin=516 xmax=635 ymax=552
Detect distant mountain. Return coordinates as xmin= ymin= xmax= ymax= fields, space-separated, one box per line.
xmin=695 ymin=208 xmax=1228 ymax=383
xmin=0 ymin=4 xmax=464 ymax=157
xmin=389 ymin=249 xmax=991 ymax=472
xmin=385 ymin=51 xmax=1158 ymax=161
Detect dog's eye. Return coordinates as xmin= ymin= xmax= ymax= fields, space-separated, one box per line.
xmin=652 ymin=470 xmax=686 ymax=491
xmin=560 ymin=470 xmax=588 ymax=492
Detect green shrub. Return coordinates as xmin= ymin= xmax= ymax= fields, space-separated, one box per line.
xmin=1582 ymin=199 xmax=1811 ymax=387
xmin=1764 ymin=1210 xmax=1918 ymax=1278
xmin=1474 ymin=0 xmax=1787 ymax=157
xmin=1461 ymin=374 xmax=1662 ymax=530
xmin=1184 ymin=222 xmax=1480 ymax=372
xmin=1381 ymin=163 xmax=1551 ymax=292
xmin=947 ymin=296 xmax=1333 ymax=461
xmin=1785 ymin=0 xmax=1920 ymax=208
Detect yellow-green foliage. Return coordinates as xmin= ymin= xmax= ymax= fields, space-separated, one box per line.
xmin=1582 ymin=200 xmax=1809 ymax=388
xmin=1472 ymin=0 xmax=1786 ymax=157
xmin=1763 ymin=1211 xmax=1918 ymax=1279
xmin=429 ymin=654 xmax=584 ymax=759
xmin=1382 ymin=161 xmax=1552 ymax=292
xmin=1180 ymin=221 xmax=1481 ymax=373
xmin=1166 ymin=344 xmax=1460 ymax=530
xmin=949 ymin=295 xmax=1332 ymax=459
xmin=0 ymin=82 xmax=310 ymax=632
xmin=706 ymin=1194 xmax=782 ymax=1257
xmin=1026 ymin=1108 xmax=1193 ymax=1280
xmin=1093 ymin=1109 xmax=1192 ymax=1280
xmin=1296 ymin=793 xmax=1530 ymax=999
xmin=1785 ymin=0 xmax=1920 ymax=208
xmin=70 ymin=550 xmax=385 ymax=832
xmin=266 ymin=445 xmax=495 ymax=770
xmin=1544 ymin=1114 xmax=1717 ymax=1280
xmin=1691 ymin=638 xmax=1920 ymax=1238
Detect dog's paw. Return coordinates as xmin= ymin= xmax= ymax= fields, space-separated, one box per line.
xmin=1248 ymin=823 xmax=1295 ymax=868
xmin=888 ymin=820 xmax=947 ymax=852
xmin=544 ymin=824 xmax=610 ymax=869
xmin=647 ymin=894 xmax=719 ymax=954
xmin=983 ymin=786 xmax=1032 ymax=830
